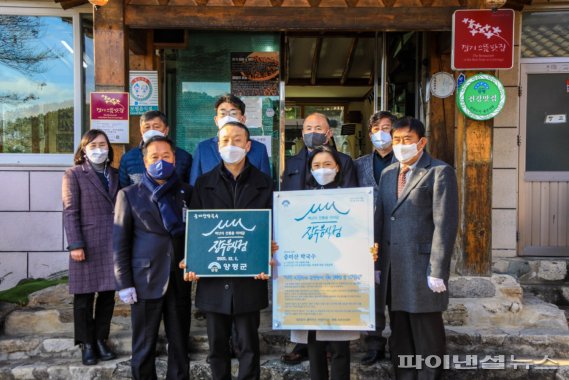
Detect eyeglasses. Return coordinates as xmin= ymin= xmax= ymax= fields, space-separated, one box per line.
xmin=218 ymin=110 xmax=241 ymax=118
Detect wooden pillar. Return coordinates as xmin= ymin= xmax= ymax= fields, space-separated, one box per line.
xmin=455 ymin=71 xmax=494 ymax=277
xmin=94 ymin=0 xmax=128 ymax=167
xmin=454 ymin=0 xmax=494 ymax=277
xmin=427 ymin=32 xmax=455 ymax=167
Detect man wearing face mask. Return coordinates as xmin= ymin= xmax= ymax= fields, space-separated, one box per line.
xmin=186 ymin=121 xmax=273 ymax=380
xmin=374 ymin=117 xmax=458 ymax=380
xmin=189 ymin=94 xmax=271 ymax=186
xmin=281 ymin=112 xmax=357 ymax=191
xmin=353 ymin=110 xmax=396 ymax=365
xmin=118 ymin=110 xmax=193 ymax=188
xmin=113 ymin=136 xmax=192 ymax=380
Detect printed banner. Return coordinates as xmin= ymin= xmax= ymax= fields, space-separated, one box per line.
xmin=272 ymin=188 xmax=375 ymax=331
xmin=185 ymin=210 xmax=271 ymax=277
xmin=90 ymin=92 xmax=129 ymax=143
xmin=231 ymin=52 xmax=279 ymax=97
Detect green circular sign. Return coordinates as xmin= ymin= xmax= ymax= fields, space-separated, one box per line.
xmin=457 ymin=74 xmax=506 ymax=120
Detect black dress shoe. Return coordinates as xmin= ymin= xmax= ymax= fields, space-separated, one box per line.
xmin=96 ymin=339 xmax=117 ymax=361
xmin=360 ymin=350 xmax=384 ymax=365
xmin=81 ymin=343 xmax=98 ymax=366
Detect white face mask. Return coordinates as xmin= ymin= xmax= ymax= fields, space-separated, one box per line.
xmin=86 ymin=148 xmax=108 ymax=164
xmin=219 ymin=145 xmax=247 ymax=164
xmin=142 ymin=129 xmax=165 ymax=143
xmin=371 ymin=130 xmax=392 ymax=150
xmin=216 ymin=116 xmax=241 ymax=129
xmin=393 ymin=142 xmax=421 ymax=163
xmin=311 ymin=168 xmax=337 ymax=186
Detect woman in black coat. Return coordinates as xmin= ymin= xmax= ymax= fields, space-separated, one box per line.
xmin=62 ymin=129 xmax=118 ymax=366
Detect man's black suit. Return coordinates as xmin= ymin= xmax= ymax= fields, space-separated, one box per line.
xmin=281 ymin=146 xmax=357 ymax=190
xmin=190 ymin=161 xmax=272 ymax=380
xmin=114 ymin=179 xmax=192 ymax=380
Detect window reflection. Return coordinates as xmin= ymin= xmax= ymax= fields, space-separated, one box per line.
xmin=0 ymin=15 xmax=74 ymax=154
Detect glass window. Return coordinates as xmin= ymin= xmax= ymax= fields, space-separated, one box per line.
xmin=522 ymin=12 xmax=569 ymax=58
xmin=167 ymin=31 xmax=281 ymax=176
xmin=0 ymin=15 xmax=74 ymax=154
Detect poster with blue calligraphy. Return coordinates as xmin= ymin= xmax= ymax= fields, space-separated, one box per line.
xmin=185 ymin=210 xmax=271 ymax=277
xmin=272 ymin=188 xmax=375 ymax=331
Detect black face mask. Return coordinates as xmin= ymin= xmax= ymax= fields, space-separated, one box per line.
xmin=303 ymin=132 xmax=327 ymax=149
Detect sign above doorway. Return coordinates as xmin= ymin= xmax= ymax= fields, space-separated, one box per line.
xmin=452 ymin=9 xmax=515 ymax=70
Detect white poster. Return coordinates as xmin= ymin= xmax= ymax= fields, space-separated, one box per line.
xmin=272 ymin=187 xmax=375 ymax=331
xmin=241 ymin=96 xmax=263 ymax=129
xmin=129 ymin=71 xmax=159 ymax=115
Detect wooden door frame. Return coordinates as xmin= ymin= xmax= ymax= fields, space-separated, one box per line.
xmin=519 ymin=61 xmax=569 ymax=256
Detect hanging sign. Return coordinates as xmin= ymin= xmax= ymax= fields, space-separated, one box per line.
xmin=129 ymin=71 xmax=159 ymax=115
xmin=452 ymin=9 xmax=515 ymax=70
xmin=90 ymin=92 xmax=129 ymax=143
xmin=457 ymin=74 xmax=506 ymax=120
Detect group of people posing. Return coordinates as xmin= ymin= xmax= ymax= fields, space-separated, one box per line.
xmin=62 ymin=93 xmax=458 ymax=380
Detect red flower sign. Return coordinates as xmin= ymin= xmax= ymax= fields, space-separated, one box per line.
xmin=452 ymin=9 xmax=515 ymax=70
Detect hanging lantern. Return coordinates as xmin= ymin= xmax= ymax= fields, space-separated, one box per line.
xmin=88 ymin=0 xmax=110 ymax=6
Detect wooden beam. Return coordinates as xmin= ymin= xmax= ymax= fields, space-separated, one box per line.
xmin=345 ymin=0 xmax=359 ymax=6
xmin=287 ymin=31 xmax=375 ymax=37
xmin=311 ymin=37 xmax=322 ymax=85
xmin=287 ymin=78 xmax=371 ymax=86
xmin=382 ymin=0 xmax=397 ymax=7
xmin=59 ymin=0 xmax=89 ymax=9
xmin=125 ymin=5 xmax=457 ymax=31
xmin=340 ymin=37 xmax=358 ymax=85
xmin=284 ymin=35 xmax=290 ymax=85
xmin=128 ymin=29 xmax=148 ymax=55
xmin=94 ymin=0 xmax=128 ymax=168
xmin=455 ymin=71 xmax=494 ymax=277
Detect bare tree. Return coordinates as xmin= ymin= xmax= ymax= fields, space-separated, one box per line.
xmin=0 ymin=15 xmax=58 ymax=77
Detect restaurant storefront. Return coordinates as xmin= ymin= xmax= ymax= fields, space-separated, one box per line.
xmin=2 ymin=0 xmax=569 ymax=298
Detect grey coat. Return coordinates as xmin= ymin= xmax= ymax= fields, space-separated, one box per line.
xmin=354 ymin=153 xmax=379 ymax=205
xmin=62 ymin=163 xmax=119 ymax=294
xmin=374 ymin=152 xmax=458 ymax=313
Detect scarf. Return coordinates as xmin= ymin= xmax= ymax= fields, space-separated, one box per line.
xmin=142 ymin=172 xmax=185 ymax=238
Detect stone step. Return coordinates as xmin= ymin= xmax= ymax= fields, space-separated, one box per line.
xmin=1 ymin=354 xmax=569 ymax=380
xmin=3 ymin=325 xmax=569 ymax=363
xmin=0 ymin=328 xmax=292 ymax=361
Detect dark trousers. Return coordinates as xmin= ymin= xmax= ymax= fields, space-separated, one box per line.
xmin=388 ymin=310 xmax=446 ymax=380
xmin=364 ymin=283 xmax=388 ymax=351
xmin=307 ymin=331 xmax=350 ymax=380
xmin=206 ymin=311 xmax=261 ymax=380
xmin=131 ymin=278 xmax=191 ymax=380
xmin=73 ymin=291 xmax=115 ymax=345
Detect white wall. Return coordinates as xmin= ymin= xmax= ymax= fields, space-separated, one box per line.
xmin=0 ymin=169 xmax=68 ymax=290
xmin=491 ymin=12 xmax=522 ymax=259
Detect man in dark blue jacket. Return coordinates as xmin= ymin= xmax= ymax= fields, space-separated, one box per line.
xmin=189 ymin=94 xmax=271 ymax=186
xmin=118 ymin=111 xmax=192 ymax=187
xmin=114 ymin=136 xmax=192 ymax=380
xmin=281 ymin=112 xmax=357 ymax=190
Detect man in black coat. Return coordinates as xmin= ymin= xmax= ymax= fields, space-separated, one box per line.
xmin=185 ymin=121 xmax=272 ymax=380
xmin=281 ymin=112 xmax=357 ymax=191
xmin=113 ymin=136 xmax=192 ymax=380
